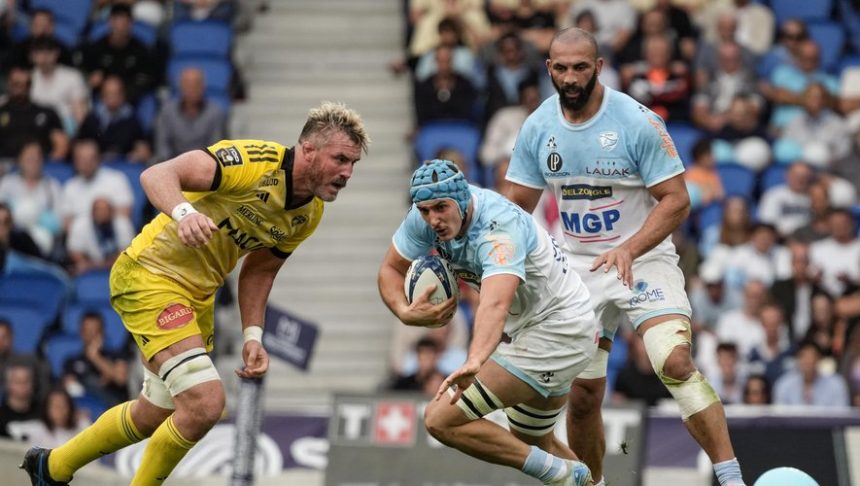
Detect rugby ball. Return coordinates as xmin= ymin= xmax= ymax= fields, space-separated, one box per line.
xmin=404 ymin=255 xmax=459 ymax=305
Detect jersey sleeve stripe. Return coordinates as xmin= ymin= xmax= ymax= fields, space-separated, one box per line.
xmin=201 ymin=148 xmax=223 ymax=190
xmin=270 ymin=248 xmax=291 ymax=259
xmin=644 ymin=166 xmax=685 ymax=188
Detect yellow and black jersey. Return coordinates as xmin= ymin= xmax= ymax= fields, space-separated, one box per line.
xmin=125 ymin=139 xmax=323 ymax=300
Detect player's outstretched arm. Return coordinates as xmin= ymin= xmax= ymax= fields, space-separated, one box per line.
xmin=234 ymin=248 xmax=285 ymax=378
xmin=503 ymin=181 xmax=543 ymax=214
xmin=378 ymin=244 xmax=456 ymax=327
xmin=140 ymin=150 xmax=220 ymax=247
xmin=590 ymin=174 xmax=690 ymax=287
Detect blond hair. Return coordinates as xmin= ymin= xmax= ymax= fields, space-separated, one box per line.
xmin=299 ymin=101 xmax=371 ymax=154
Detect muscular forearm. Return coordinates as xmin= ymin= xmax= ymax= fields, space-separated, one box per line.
xmin=237 ymin=268 xmax=276 ymax=329
xmin=378 ymin=264 xmax=409 ymax=320
xmin=140 ymin=164 xmax=188 ymax=215
xmin=622 ymin=192 xmax=689 ymax=260
xmin=467 ymin=303 xmax=508 ymax=366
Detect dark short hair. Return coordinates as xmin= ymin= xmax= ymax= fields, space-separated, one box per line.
xmin=30 ymin=36 xmax=61 ymax=52
xmin=415 ymin=337 xmax=439 ymax=352
xmin=0 ymin=319 xmax=11 ymax=333
xmin=692 ymin=138 xmax=712 ymax=160
xmin=109 ymin=3 xmax=133 ymax=18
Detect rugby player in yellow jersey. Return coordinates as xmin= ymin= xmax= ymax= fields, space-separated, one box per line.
xmin=21 ymin=101 xmax=370 ymax=486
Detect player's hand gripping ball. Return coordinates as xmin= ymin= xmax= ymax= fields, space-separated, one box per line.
xmin=404 ymin=255 xmax=459 ymax=306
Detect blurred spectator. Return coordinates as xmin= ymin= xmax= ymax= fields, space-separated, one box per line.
xmin=809 ymin=209 xmax=860 ymax=298
xmin=845 ymin=353 xmax=860 ymax=407
xmin=757 ymin=162 xmax=813 ymax=236
xmin=714 ymin=93 xmax=767 ymax=143
xmin=0 ymin=321 xmax=50 ymax=402
xmin=790 ymin=182 xmax=832 ymax=244
xmin=67 ymin=197 xmax=135 ymax=275
xmin=60 ymin=139 xmax=133 ymax=231
xmin=388 ymin=336 xmax=445 ymax=394
xmin=0 ymin=362 xmax=41 ymax=439
xmin=77 ymin=75 xmax=151 ymax=163
xmin=758 ymin=18 xmax=808 ymax=80
xmin=482 ymin=32 xmax=540 ymax=128
xmin=80 ymin=4 xmax=156 ymax=102
xmin=747 ymin=303 xmax=793 ymax=384
xmin=415 ymin=17 xmax=483 ymax=87
xmin=693 ymin=11 xmax=757 ymax=90
xmin=3 ymin=9 xmax=73 ymax=73
xmin=0 ymin=143 xmax=62 ymax=256
xmin=435 ymin=147 xmax=469 ymax=178
xmin=651 ymin=0 xmax=697 ymax=60
xmin=62 ymin=312 xmax=130 ymax=409
xmin=690 ymin=263 xmax=740 ymax=331
xmin=831 ymin=131 xmax=860 ymax=194
xmin=615 ymin=8 xmax=676 ymax=67
xmin=407 ymin=0 xmax=491 ymax=59
xmin=567 ymin=0 xmax=636 ymax=58
xmin=622 ymin=34 xmax=691 ymax=122
xmin=673 ymin=225 xmax=700 ymax=287
xmin=804 ymin=293 xmax=840 ymax=358
xmin=414 ymin=45 xmax=478 ymax=125
xmin=760 ymin=39 xmax=839 ymax=133
xmin=154 ymin=67 xmax=228 ymax=162
xmin=684 ymin=138 xmax=724 ymax=206
xmin=612 ymin=333 xmax=672 ymax=406
xmin=699 ymin=195 xmax=751 ymax=259
xmin=398 ymin=324 xmax=467 ymax=377
xmin=0 ymin=67 xmax=69 ymax=163
xmin=773 ymin=340 xmax=850 ymax=407
xmin=715 ymin=279 xmax=767 ymax=358
xmin=27 ymin=388 xmax=90 ymax=448
xmin=174 ymin=0 xmax=237 ymax=22
xmin=706 ymin=342 xmax=747 ymax=404
xmin=780 ymin=83 xmax=852 ymax=164
xmin=486 ymin=0 xmax=563 ymax=54
xmin=480 ymin=78 xmax=540 ymax=169
xmin=0 ymin=203 xmax=42 ymax=260
xmin=741 ymin=374 xmax=771 ymax=405
xmin=29 ymin=36 xmax=88 ymax=135
xmin=691 ymin=41 xmax=760 ymax=134
xmin=731 ymin=0 xmax=774 ymax=56
xmin=710 ymin=223 xmax=791 ymax=290
xmin=771 ymin=242 xmax=824 ymax=341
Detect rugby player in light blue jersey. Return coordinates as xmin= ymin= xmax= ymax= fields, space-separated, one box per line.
xmin=378 ymin=159 xmax=598 ymax=485
xmin=505 ymin=28 xmax=746 ymax=486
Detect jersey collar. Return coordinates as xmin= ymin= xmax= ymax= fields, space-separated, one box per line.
xmin=281 ymin=146 xmax=314 ymax=209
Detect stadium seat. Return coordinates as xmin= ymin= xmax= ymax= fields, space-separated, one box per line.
xmin=88 ymin=20 xmax=158 ymax=48
xmin=665 ymin=122 xmax=703 ymax=167
xmin=770 ymin=0 xmax=833 ymax=26
xmin=807 ymin=21 xmax=845 ymax=72
xmin=31 ymin=0 xmax=91 ymax=37
xmin=168 ymin=57 xmax=232 ymax=94
xmin=170 ymin=21 xmax=233 ymax=58
xmin=62 ymin=303 xmax=128 ymax=352
xmin=414 ymin=121 xmax=483 ymax=184
xmin=52 ymin=20 xmax=81 ymax=48
xmin=717 ymin=163 xmax=756 ymax=199
xmin=760 ymin=165 xmax=788 ymax=192
xmin=0 ymin=304 xmax=55 ymax=353
xmin=135 ymin=93 xmax=159 ymax=134
xmin=43 ymin=334 xmax=83 ymax=378
xmin=0 ymin=272 xmax=68 ymax=319
xmin=42 ymin=162 xmax=75 ymax=184
xmin=697 ymin=202 xmax=723 ymax=233
xmin=73 ymin=270 xmax=112 ymax=305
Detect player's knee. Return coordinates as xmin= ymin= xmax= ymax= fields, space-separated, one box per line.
xmin=660 ymin=345 xmax=696 ymax=382
xmin=568 ymin=382 xmax=603 ymax=420
xmin=423 ymin=401 xmax=452 ymax=442
xmin=158 ymin=347 xmax=224 ymax=427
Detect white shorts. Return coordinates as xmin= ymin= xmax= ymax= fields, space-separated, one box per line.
xmin=572 ymin=253 xmax=692 ymax=340
xmin=492 ymin=309 xmax=599 ymax=397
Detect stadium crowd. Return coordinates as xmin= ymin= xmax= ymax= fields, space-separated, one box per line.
xmin=386 ymin=0 xmax=860 ymax=412
xmin=0 ymin=0 xmax=262 ymax=443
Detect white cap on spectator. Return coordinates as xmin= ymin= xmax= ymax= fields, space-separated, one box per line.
xmin=700 ymin=263 xmax=724 ymax=284
xmin=829 ymin=176 xmax=858 ymax=208
xmin=802 ymin=141 xmax=830 ymax=169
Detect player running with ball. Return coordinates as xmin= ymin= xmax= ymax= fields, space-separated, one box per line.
xmin=378 ymin=159 xmax=598 ymax=486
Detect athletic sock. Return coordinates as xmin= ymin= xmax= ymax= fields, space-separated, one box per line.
xmin=49 ymin=400 xmax=145 ymax=482
xmin=521 ymin=445 xmax=570 ymax=482
xmin=130 ymin=414 xmax=196 ymax=485
xmin=594 ymin=477 xmax=606 ymax=486
xmin=714 ymin=457 xmax=745 ymax=486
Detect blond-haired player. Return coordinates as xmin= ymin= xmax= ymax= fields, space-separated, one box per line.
xmin=21 ymin=102 xmax=369 ymax=485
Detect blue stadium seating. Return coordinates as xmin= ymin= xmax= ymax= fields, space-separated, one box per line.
xmin=103 ymin=160 xmax=147 ymax=229
xmin=62 ymin=303 xmax=128 ymax=352
xmin=135 ymin=93 xmax=159 ymax=134
xmin=665 ymin=122 xmax=703 ymax=167
xmin=43 ymin=333 xmax=83 ymax=378
xmin=697 ymin=202 xmax=724 ymax=233
xmin=168 ymin=57 xmax=232 ymax=94
xmin=770 ymin=0 xmax=833 ymax=25
xmin=53 ymin=20 xmax=81 ymax=48
xmin=31 ymin=0 xmax=91 ymax=37
xmin=88 ymin=20 xmax=157 ymax=48
xmin=717 ymin=163 xmax=756 ymax=199
xmin=0 ymin=304 xmax=55 ymax=353
xmin=42 ymin=162 xmax=75 ymax=184
xmin=760 ymin=164 xmax=789 ymax=193
xmin=414 ymin=121 xmax=483 ymax=184
xmin=73 ymin=270 xmax=112 ymax=305
xmin=807 ymin=21 xmax=845 ymax=72
xmin=170 ymin=21 xmax=233 ymax=58
xmin=0 ymin=272 xmax=68 ymax=318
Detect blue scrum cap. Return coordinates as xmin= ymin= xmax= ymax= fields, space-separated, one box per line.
xmin=409 ymin=159 xmax=471 ymax=218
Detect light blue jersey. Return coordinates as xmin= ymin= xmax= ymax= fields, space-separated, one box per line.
xmin=507 ymin=87 xmax=685 ymax=260
xmin=393 ymin=186 xmax=592 ymax=335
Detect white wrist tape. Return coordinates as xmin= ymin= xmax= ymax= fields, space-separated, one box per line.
xmin=243 ymin=326 xmax=263 ymax=344
xmin=171 ymin=202 xmax=197 ymax=222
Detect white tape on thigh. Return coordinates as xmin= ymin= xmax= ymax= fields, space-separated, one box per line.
xmin=158 ymin=347 xmax=221 ymax=397
xmin=141 ymin=367 xmax=176 ymax=410
xmin=505 ymin=403 xmax=564 ymax=437
xmin=642 ymin=319 xmax=719 ymax=419
xmin=577 ymin=348 xmax=609 ymax=380
xmin=455 ymin=378 xmax=503 ymax=421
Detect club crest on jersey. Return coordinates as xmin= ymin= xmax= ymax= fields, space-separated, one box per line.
xmin=215 ymin=146 xmax=243 ymax=167
xmin=598 ymin=131 xmax=619 ymax=151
